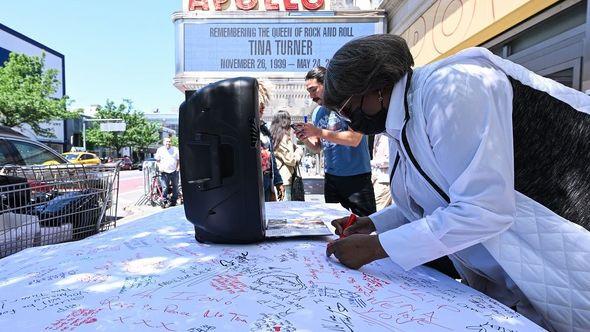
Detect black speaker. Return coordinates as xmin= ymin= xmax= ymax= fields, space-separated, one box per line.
xmin=179 ymin=77 xmax=266 ymax=243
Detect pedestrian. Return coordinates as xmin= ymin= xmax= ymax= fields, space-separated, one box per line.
xmin=370 ymin=133 xmax=392 ymax=211
xmin=258 ymin=81 xmax=284 ymax=201
xmin=323 ymin=34 xmax=590 ymax=331
xmin=303 ymin=155 xmax=313 ymax=175
xmin=270 ymin=110 xmax=304 ymax=201
xmin=154 ymin=136 xmax=179 ymax=207
xmin=294 ymin=66 xmax=376 ymax=217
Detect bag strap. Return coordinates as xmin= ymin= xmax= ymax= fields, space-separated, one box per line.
xmin=399 ymin=70 xmax=451 ymax=204
xmin=292 ymin=161 xmax=301 ymax=178
xmin=389 ymin=153 xmax=400 ymax=183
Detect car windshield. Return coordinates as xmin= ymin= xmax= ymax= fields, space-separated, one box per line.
xmin=0 ymin=140 xmax=13 ymax=166
xmin=63 ymin=154 xmax=79 ymax=160
xmin=12 ymin=141 xmax=66 ymax=165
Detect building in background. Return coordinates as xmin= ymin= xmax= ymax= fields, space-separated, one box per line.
xmin=146 ymin=112 xmax=179 ymax=136
xmin=379 ymin=0 xmax=589 ymax=92
xmin=144 ymin=112 xmax=178 ymax=155
xmin=173 ymin=0 xmax=386 ymax=121
xmin=0 ymin=23 xmax=83 ymax=152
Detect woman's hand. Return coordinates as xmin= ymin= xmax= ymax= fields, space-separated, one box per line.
xmin=326 ymin=234 xmax=388 ymax=269
xmin=331 ymin=216 xmax=375 ymax=236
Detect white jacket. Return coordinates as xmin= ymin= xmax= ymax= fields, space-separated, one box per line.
xmin=371 ymin=47 xmax=590 ymax=332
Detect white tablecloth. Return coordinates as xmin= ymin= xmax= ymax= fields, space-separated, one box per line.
xmin=0 ymin=202 xmax=542 ymax=331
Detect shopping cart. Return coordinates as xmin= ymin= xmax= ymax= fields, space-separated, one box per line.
xmin=0 ymin=163 xmax=120 ymax=258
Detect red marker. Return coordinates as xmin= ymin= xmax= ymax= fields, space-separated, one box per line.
xmin=327 ymin=214 xmax=357 ymax=253
xmin=340 ymin=214 xmax=357 ymax=239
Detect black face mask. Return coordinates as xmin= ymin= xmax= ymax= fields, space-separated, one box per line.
xmin=348 ymin=96 xmax=388 ymax=135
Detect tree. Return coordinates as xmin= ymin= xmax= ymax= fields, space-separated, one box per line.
xmin=126 ymin=110 xmax=160 ymax=159
xmin=0 ymin=52 xmax=78 ymax=136
xmin=86 ymin=99 xmax=160 ymax=157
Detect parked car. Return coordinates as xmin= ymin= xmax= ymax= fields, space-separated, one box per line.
xmin=62 ymin=152 xmax=101 ymax=165
xmin=117 ymin=156 xmax=133 ymax=170
xmin=0 ymin=126 xmax=68 ymax=166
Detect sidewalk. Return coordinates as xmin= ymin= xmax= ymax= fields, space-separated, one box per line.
xmin=113 ymin=172 xmax=326 ymax=223
xmin=120 ymin=192 xmax=325 ymax=224
xmin=118 ymin=178 xmax=326 ymax=224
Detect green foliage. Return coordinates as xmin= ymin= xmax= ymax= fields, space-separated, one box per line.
xmin=86 ymin=99 xmax=160 ymax=156
xmin=170 ymin=136 xmax=178 ymax=146
xmin=0 ymin=52 xmax=79 ymax=136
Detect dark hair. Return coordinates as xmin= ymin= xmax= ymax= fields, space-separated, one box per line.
xmin=305 ymin=66 xmax=326 ymax=84
xmin=270 ymin=110 xmax=292 ymax=151
xmin=323 ymin=34 xmax=414 ymax=109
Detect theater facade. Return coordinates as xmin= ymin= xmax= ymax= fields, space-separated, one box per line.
xmin=174 ymin=0 xmax=590 ymax=120
xmin=173 ymin=0 xmax=386 ymax=120
xmin=379 ymin=0 xmax=590 ymax=92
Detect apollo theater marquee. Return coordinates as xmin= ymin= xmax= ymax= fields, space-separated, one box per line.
xmin=173 ymin=0 xmax=386 ymax=117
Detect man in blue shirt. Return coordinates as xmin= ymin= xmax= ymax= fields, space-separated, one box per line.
xmin=295 ymin=67 xmax=376 ymax=216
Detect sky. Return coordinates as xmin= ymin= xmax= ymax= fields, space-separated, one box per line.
xmin=0 ymin=1 xmax=183 ymax=114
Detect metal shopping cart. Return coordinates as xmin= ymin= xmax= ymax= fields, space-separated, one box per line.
xmin=0 ymin=163 xmax=120 ymax=258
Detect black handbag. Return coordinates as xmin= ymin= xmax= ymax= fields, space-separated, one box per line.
xmin=290 ymin=163 xmax=305 ymax=201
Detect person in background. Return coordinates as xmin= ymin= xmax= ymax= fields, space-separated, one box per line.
xmin=302 ymin=155 xmax=314 ymax=175
xmin=371 ymin=133 xmax=392 ymax=211
xmin=270 ymin=110 xmax=304 ymax=201
xmin=295 ymin=66 xmax=376 ymax=216
xmin=258 ymin=81 xmax=284 ymax=201
xmin=154 ymin=136 xmax=179 ymax=207
xmin=323 ymin=34 xmax=590 ymax=330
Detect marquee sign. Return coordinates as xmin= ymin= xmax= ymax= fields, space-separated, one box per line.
xmin=180 ymin=20 xmax=380 ymax=73
xmin=187 ymin=0 xmax=325 ymax=11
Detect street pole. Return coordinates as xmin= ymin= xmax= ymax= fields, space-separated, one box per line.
xmin=82 ymin=120 xmax=86 ymax=150
xmin=81 ymin=118 xmax=125 ymax=152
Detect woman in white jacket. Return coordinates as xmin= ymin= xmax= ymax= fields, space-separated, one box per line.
xmin=324 ymin=34 xmax=590 ymax=331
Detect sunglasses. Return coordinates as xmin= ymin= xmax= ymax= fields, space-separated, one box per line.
xmin=333 ymin=90 xmax=384 ymax=122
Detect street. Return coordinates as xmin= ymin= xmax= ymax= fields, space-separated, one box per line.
xmin=116 ymin=169 xmax=148 ymax=218
xmin=114 ymin=169 xmax=326 ymax=220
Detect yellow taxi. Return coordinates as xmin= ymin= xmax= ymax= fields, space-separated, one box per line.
xmin=62 ymin=152 xmax=101 ymax=165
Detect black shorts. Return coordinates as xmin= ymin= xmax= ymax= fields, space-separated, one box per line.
xmin=324 ymin=172 xmax=376 ymax=217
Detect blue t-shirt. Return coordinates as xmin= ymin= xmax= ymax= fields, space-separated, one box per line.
xmin=312 ymin=106 xmax=371 ymax=176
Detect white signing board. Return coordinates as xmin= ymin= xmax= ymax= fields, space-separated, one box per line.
xmin=0 ymin=202 xmax=542 ymax=331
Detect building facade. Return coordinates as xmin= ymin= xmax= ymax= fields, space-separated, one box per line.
xmin=145 ymin=113 xmax=179 ymax=137
xmin=174 ymin=0 xmax=386 ymax=118
xmin=0 ymin=23 xmax=83 ymax=152
xmin=379 ymin=0 xmax=590 ymax=92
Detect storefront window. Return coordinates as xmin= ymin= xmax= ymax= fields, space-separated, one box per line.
xmin=545 ymin=68 xmax=574 ymax=88
xmin=508 ymin=1 xmax=585 ymax=55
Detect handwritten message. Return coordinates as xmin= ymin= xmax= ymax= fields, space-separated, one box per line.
xmin=0 ymin=202 xmax=541 ymax=331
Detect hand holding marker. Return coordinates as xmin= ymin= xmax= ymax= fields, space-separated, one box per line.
xmin=327 ymin=214 xmax=357 ymax=253
xmin=339 ymin=214 xmax=357 ymax=238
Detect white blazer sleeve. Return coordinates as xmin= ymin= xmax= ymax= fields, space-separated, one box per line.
xmin=370 ymin=204 xmax=409 ymax=233
xmin=380 ymin=64 xmax=517 ymax=270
